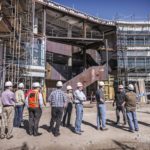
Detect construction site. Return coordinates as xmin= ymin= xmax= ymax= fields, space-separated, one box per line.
xmin=0 ymin=0 xmax=150 ymax=149
xmin=0 ymin=0 xmax=149 ymax=101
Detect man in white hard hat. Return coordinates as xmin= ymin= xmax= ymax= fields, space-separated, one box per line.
xmin=1 ymin=81 xmax=16 ymax=139
xmin=62 ymin=85 xmax=74 ymax=127
xmin=14 ymin=83 xmax=25 ymax=127
xmin=48 ymin=81 xmax=67 ymax=137
xmin=113 ymin=84 xmax=127 ymax=125
xmin=123 ymin=84 xmax=139 ymax=133
xmin=0 ymin=95 xmax=5 ymax=139
xmin=96 ymin=81 xmax=108 ymax=131
xmin=25 ymin=82 xmax=43 ymax=136
xmin=74 ymin=82 xmax=86 ymax=135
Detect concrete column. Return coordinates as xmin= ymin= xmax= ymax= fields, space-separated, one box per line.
xmin=68 ymin=56 xmax=72 ymax=79
xmin=83 ymin=48 xmax=87 ymax=70
xmin=83 ymin=21 xmax=87 ymax=38
xmin=67 ymin=25 xmax=72 ymax=38
xmin=33 ymin=16 xmax=38 ymax=34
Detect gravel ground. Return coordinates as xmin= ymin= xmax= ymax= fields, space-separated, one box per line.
xmin=0 ymin=102 xmax=150 ymax=150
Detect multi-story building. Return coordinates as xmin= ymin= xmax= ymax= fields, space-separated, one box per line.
xmin=116 ymin=21 xmax=150 ymax=93
xmin=0 ymin=0 xmax=149 ymax=100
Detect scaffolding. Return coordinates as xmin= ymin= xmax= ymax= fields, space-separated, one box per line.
xmin=0 ymin=0 xmax=37 ymax=91
xmin=116 ymin=21 xmax=150 ymax=91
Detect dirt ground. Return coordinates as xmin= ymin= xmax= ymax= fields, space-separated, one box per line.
xmin=0 ymin=102 xmax=150 ymax=150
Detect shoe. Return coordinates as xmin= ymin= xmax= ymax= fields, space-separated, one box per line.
xmin=135 ymin=129 xmax=139 ymax=132
xmin=66 ymin=124 xmax=71 ymax=128
xmin=29 ymin=132 xmax=33 ymax=135
xmin=54 ymin=132 xmax=60 ymax=137
xmin=115 ymin=122 xmax=119 ymax=125
xmin=101 ymin=128 xmax=108 ymax=131
xmin=6 ymin=135 xmax=13 ymax=140
xmin=80 ymin=130 xmax=84 ymax=132
xmin=33 ymin=132 xmax=42 ymax=136
xmin=129 ymin=130 xmax=134 ymax=133
xmin=0 ymin=135 xmax=5 ymax=139
xmin=123 ymin=122 xmax=127 ymax=125
xmin=48 ymin=127 xmax=53 ymax=133
xmin=74 ymin=131 xmax=81 ymax=135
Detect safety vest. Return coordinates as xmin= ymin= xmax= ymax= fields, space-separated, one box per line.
xmin=28 ymin=90 xmax=39 ymax=108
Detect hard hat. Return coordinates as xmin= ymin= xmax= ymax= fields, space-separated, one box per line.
xmin=128 ymin=84 xmax=134 ymax=91
xmin=118 ymin=84 xmax=124 ymax=89
xmin=98 ymin=81 xmax=105 ymax=86
xmin=56 ymin=81 xmax=63 ymax=87
xmin=66 ymin=85 xmax=72 ymax=90
xmin=77 ymin=82 xmax=83 ymax=87
xmin=32 ymin=82 xmax=41 ymax=88
xmin=5 ymin=81 xmax=13 ymax=87
xmin=18 ymin=83 xmax=24 ymax=88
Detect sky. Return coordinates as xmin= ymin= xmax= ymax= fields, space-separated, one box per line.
xmin=53 ymin=0 xmax=150 ymax=21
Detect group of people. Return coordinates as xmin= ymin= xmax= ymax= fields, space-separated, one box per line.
xmin=0 ymin=79 xmax=139 ymax=139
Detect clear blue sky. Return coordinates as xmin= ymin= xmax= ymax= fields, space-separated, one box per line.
xmin=53 ymin=0 xmax=150 ymax=20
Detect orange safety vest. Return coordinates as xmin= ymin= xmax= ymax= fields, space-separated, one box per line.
xmin=28 ymin=90 xmax=40 ymax=108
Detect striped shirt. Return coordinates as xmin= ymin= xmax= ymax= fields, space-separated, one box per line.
xmin=48 ymin=89 xmax=67 ymax=107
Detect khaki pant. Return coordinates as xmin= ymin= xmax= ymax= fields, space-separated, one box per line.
xmin=0 ymin=113 xmax=5 ymax=135
xmin=1 ymin=106 xmax=15 ymax=137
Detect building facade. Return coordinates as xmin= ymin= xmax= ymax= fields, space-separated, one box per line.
xmin=0 ymin=0 xmax=149 ymax=98
xmin=117 ymin=21 xmax=150 ymax=92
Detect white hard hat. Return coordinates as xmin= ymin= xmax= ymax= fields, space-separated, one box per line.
xmin=67 ymin=85 xmax=72 ymax=90
xmin=32 ymin=82 xmax=41 ymax=88
xmin=77 ymin=82 xmax=83 ymax=87
xmin=118 ymin=84 xmax=124 ymax=89
xmin=18 ymin=83 xmax=24 ymax=88
xmin=98 ymin=81 xmax=105 ymax=86
xmin=56 ymin=81 xmax=63 ymax=87
xmin=5 ymin=81 xmax=13 ymax=87
xmin=128 ymin=84 xmax=134 ymax=91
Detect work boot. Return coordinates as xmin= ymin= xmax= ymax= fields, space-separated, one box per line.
xmin=33 ymin=132 xmax=42 ymax=136
xmin=129 ymin=130 xmax=134 ymax=133
xmin=101 ymin=127 xmax=108 ymax=131
xmin=54 ymin=132 xmax=60 ymax=137
xmin=115 ymin=122 xmax=119 ymax=125
xmin=48 ymin=127 xmax=53 ymax=133
xmin=74 ymin=131 xmax=81 ymax=135
xmin=0 ymin=134 xmax=5 ymax=139
xmin=123 ymin=122 xmax=127 ymax=125
xmin=80 ymin=130 xmax=84 ymax=132
xmin=6 ymin=135 xmax=13 ymax=140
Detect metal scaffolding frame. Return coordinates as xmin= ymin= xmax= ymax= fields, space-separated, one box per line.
xmin=117 ymin=21 xmax=150 ymax=90
xmin=0 ymin=0 xmax=43 ymax=91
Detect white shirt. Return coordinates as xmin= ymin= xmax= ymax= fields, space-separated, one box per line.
xmin=74 ymin=89 xmax=86 ymax=104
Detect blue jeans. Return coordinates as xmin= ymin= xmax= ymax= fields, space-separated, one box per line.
xmin=75 ymin=104 xmax=83 ymax=132
xmin=14 ymin=105 xmax=23 ymax=127
xmin=126 ymin=111 xmax=139 ymax=131
xmin=97 ymin=104 xmax=106 ymax=129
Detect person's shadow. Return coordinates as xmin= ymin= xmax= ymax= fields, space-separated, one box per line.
xmin=106 ymin=119 xmax=129 ymax=132
xmin=82 ymin=120 xmax=97 ymax=130
xmin=113 ymin=140 xmax=136 ymax=150
xmin=138 ymin=121 xmax=150 ymax=127
xmin=21 ymin=119 xmax=29 ymax=134
xmin=40 ymin=124 xmax=49 ymax=132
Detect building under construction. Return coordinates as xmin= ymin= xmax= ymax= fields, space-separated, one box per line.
xmin=0 ymin=0 xmax=149 ymax=100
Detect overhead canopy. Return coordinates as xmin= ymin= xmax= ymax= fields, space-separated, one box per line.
xmin=35 ymin=0 xmax=116 ymax=48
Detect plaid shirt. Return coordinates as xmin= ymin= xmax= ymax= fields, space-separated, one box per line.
xmin=48 ymin=89 xmax=67 ymax=107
